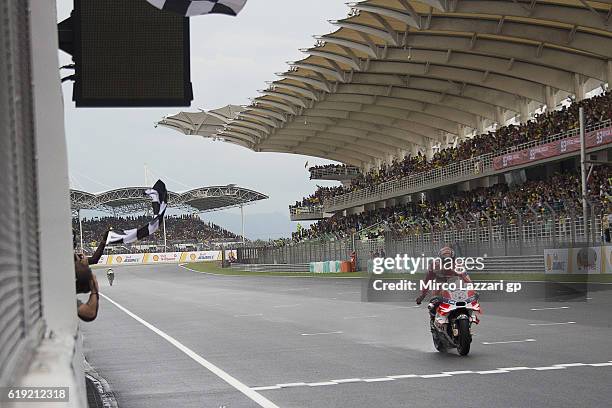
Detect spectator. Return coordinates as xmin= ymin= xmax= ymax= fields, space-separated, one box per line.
xmin=74 ymin=254 xmax=99 ymax=322
xmin=73 ymin=214 xmax=240 ymax=254
xmin=291 ymin=168 xmax=611 ymax=243
xmin=292 ymin=91 xmax=612 ymax=209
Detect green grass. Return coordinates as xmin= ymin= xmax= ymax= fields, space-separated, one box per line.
xmin=183 ymin=261 xmax=365 ymax=278
xmin=183 ymin=262 xmax=612 ymax=283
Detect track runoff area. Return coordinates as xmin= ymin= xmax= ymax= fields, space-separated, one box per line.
xmin=81 ymin=262 xmax=612 ymax=408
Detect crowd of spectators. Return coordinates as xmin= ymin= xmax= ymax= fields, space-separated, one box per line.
xmin=291 ymin=168 xmax=612 ymax=243
xmin=73 ymin=214 xmax=239 ymax=248
xmin=293 ymin=91 xmax=612 ymax=208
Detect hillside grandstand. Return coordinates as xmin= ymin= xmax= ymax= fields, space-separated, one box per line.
xmin=70 ymin=185 xmax=268 ymax=253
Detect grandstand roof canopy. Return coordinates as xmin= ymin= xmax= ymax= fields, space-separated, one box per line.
xmin=157 ymin=104 xmax=243 ymax=139
xmin=70 ymin=185 xmax=268 ymax=216
xmin=161 ymin=0 xmax=612 ymax=167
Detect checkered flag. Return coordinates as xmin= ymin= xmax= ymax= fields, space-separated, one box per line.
xmin=147 ymin=0 xmax=248 ymax=16
xmin=105 ymin=180 xmax=168 ymax=245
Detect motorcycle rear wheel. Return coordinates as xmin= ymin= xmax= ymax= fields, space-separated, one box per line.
xmin=456 ymin=319 xmax=471 ymax=356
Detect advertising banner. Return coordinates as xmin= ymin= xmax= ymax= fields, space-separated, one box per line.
xmin=108 ymin=253 xmax=145 ymax=265
xmin=143 ymin=252 xmax=182 ymax=264
xmin=180 ymin=251 xmax=222 ymax=263
xmin=569 ymin=246 xmax=602 ymax=274
xmin=544 ymin=248 xmax=569 ymax=274
xmin=96 ymin=250 xmax=239 ymax=265
xmin=493 ymin=126 xmax=612 ymax=170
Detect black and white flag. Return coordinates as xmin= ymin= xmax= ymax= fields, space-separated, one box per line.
xmin=146 ymin=0 xmax=248 ymax=17
xmin=105 ymin=180 xmax=168 ymax=245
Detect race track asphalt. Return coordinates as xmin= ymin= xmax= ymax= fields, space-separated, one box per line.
xmin=80 ymin=264 xmax=612 ymax=408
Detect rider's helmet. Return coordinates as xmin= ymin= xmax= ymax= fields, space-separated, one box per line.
xmin=107 ymin=268 xmax=114 ymax=275
xmin=438 ymin=245 xmax=455 ymax=259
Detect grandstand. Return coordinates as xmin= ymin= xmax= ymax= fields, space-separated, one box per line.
xmin=70 ymin=185 xmax=268 ymax=253
xmin=160 ymin=0 xmax=612 ymax=265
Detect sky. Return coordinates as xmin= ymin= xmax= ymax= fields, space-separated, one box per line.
xmin=56 ymin=0 xmax=351 ymax=239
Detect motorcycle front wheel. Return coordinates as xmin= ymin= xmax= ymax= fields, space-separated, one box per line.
xmin=456 ymin=319 xmax=471 ymax=356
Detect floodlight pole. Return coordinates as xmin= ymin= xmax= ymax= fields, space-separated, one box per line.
xmin=78 ymin=209 xmax=84 ymax=252
xmin=579 ymin=107 xmax=588 ymax=239
xmin=163 ymin=216 xmax=167 ymax=252
xmin=240 ymin=204 xmax=245 ymax=245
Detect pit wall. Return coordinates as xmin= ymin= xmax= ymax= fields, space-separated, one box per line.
xmin=99 ymin=250 xmax=237 ymax=265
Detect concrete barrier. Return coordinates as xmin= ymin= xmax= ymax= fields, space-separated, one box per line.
xmin=229 ymin=263 xmax=310 ymax=272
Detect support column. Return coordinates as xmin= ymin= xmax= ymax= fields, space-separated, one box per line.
xmin=574 ymin=73 xmax=585 ymax=101
xmin=495 ymin=106 xmax=505 ymax=128
xmin=545 ymin=86 xmax=556 ymax=111
xmin=606 ymin=60 xmax=612 ymax=89
xmin=476 ymin=116 xmax=486 ymax=134
xmin=518 ymin=97 xmax=530 ymax=123
xmin=426 ymin=138 xmax=436 ymax=159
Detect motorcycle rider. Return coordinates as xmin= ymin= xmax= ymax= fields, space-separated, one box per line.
xmin=106 ymin=268 xmax=115 ymax=286
xmin=415 ymin=245 xmax=473 ymax=320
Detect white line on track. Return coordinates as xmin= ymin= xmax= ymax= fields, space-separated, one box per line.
xmin=342 ymin=315 xmax=379 ymax=320
xmin=482 ymin=339 xmax=536 ymax=345
xmin=387 ymin=374 xmax=418 ymax=379
xmin=100 ymin=293 xmax=280 ymax=408
xmin=272 ymin=304 xmax=302 ymax=308
xmin=332 ymin=378 xmax=363 ymax=383
xmin=529 ymin=321 xmax=576 ymax=326
xmin=420 ymin=374 xmax=452 ymax=378
xmin=530 ymin=306 xmax=570 ymax=311
xmin=477 ymin=370 xmax=510 ymax=374
xmin=533 ymin=366 xmax=566 ymax=371
xmin=234 ymin=313 xmax=264 ymax=318
xmin=497 ymin=367 xmax=531 ymax=371
xmin=276 ymin=383 xmax=307 ymax=388
xmin=308 ymin=382 xmax=337 ymax=387
xmin=300 ymin=331 xmax=344 ymax=336
xmin=251 ymin=360 xmax=612 ymax=392
xmin=336 ymin=291 xmax=360 ymax=295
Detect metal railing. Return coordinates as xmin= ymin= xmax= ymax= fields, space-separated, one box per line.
xmin=309 ymin=165 xmax=361 ymax=180
xmin=240 ymin=207 xmax=608 ymax=271
xmin=289 ymin=204 xmax=327 ymax=221
xmin=289 ymin=204 xmax=324 ymax=216
xmin=322 ymin=120 xmax=612 ymax=212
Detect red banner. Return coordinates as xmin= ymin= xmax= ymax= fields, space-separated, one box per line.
xmin=493 ymin=126 xmax=612 ymax=170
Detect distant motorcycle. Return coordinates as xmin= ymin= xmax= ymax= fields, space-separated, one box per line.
xmin=107 ymin=269 xmax=115 ymax=286
xmin=428 ymin=288 xmax=481 ymax=356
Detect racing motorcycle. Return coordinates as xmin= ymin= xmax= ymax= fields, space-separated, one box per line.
xmin=428 ymin=288 xmax=481 ymax=356
xmin=107 ymin=269 xmax=115 ymax=286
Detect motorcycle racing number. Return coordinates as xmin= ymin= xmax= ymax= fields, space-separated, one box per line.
xmin=450 ymin=290 xmax=469 ymax=301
